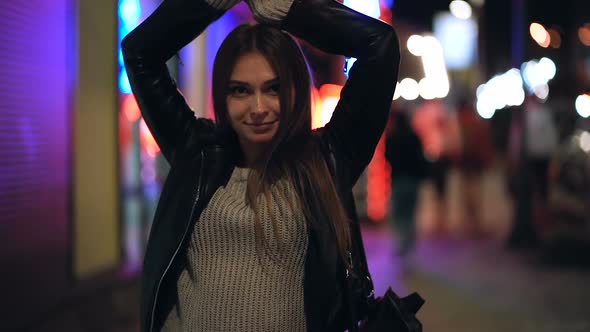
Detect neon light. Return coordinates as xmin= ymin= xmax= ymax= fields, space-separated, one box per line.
xmin=345 ymin=58 xmax=356 ymax=77
xmin=316 ymin=84 xmax=343 ymax=129
xmin=367 ymin=136 xmax=389 ymax=222
xmin=383 ymin=0 xmax=395 ymax=8
xmin=119 ymin=71 xmax=132 ymax=94
xmin=344 ymin=0 xmax=380 ymax=78
xmin=118 ymin=49 xmax=124 ymax=67
xmin=122 ymin=94 xmax=141 ymax=122
xmin=118 ymin=0 xmax=141 ymax=94
xmin=344 ymin=0 xmax=380 ymax=19
xmin=119 ymin=0 xmax=141 ymax=23
xmin=140 ymin=119 xmax=160 ymax=157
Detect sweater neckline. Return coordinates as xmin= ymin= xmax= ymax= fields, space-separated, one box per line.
xmin=232 ymin=166 xmax=250 ymax=182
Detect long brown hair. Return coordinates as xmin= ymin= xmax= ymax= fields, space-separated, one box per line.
xmin=212 ymin=24 xmax=351 ymax=264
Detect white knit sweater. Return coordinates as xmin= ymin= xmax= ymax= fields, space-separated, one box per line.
xmin=162 ymin=166 xmax=308 ymax=331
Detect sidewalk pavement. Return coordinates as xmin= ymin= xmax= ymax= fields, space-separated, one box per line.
xmin=361 ymin=222 xmax=590 ymax=332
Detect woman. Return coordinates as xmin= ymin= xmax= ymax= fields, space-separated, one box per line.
xmin=122 ymin=0 xmax=400 ymax=331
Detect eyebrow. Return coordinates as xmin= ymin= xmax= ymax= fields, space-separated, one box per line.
xmin=228 ymin=78 xmax=279 ymax=86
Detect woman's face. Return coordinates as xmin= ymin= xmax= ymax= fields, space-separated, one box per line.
xmin=227 ymin=51 xmax=281 ymax=156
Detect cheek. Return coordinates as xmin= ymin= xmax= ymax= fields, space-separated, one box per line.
xmin=271 ymin=98 xmax=281 ymax=113
xmin=226 ymin=100 xmax=245 ymax=124
xmin=266 ymin=96 xmax=281 ymax=115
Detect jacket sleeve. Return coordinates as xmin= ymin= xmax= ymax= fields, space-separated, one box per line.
xmin=121 ymin=0 xmax=227 ymax=162
xmin=282 ymin=0 xmax=400 ymax=185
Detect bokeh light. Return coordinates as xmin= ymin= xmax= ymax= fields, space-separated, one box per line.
xmin=530 ymin=22 xmax=550 ymax=48
xmin=578 ymin=24 xmax=590 ymax=46
xmin=575 ymin=94 xmax=590 ymax=118
xmin=407 ymin=35 xmax=424 ymax=56
xmin=419 ymin=77 xmax=438 ymax=100
xmin=420 ymin=36 xmax=450 ymax=98
xmin=476 ymin=68 xmax=525 ymax=118
xmin=522 ymin=57 xmax=557 ymax=97
xmin=399 ymin=78 xmax=420 ymax=100
xmin=580 ymin=131 xmax=590 ymax=153
xmin=392 ymin=82 xmax=401 ymax=100
xmin=449 ymin=0 xmax=472 ymax=20
xmin=547 ymin=28 xmax=561 ymax=48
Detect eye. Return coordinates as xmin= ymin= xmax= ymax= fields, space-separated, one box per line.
xmin=268 ymin=83 xmax=280 ymax=95
xmin=228 ymin=85 xmax=249 ymax=96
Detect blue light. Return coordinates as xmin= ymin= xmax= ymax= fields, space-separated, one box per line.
xmin=343 ymin=0 xmax=380 ymax=77
xmin=118 ymin=0 xmax=141 ymax=94
xmin=433 ymin=13 xmax=477 ymax=70
xmin=343 ymin=0 xmax=380 ymax=19
xmin=120 ymin=70 xmax=132 ymax=94
xmin=344 ymin=57 xmax=357 ymax=77
xmin=119 ymin=0 xmax=141 ymax=26
xmin=119 ymin=24 xmax=132 ymax=39
xmin=118 ymin=49 xmax=124 ymax=67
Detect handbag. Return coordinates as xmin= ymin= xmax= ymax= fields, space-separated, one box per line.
xmin=357 ymin=288 xmax=424 ymax=332
xmin=344 ymin=254 xmax=424 ymax=332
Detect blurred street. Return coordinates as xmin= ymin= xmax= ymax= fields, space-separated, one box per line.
xmin=364 ymin=225 xmax=590 ymax=332
xmin=364 ymin=167 xmax=590 ymax=332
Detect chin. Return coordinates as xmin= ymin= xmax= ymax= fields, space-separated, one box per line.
xmin=247 ymin=133 xmax=276 ymax=144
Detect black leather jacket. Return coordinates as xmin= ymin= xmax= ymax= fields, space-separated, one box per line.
xmin=122 ymin=0 xmax=400 ymax=331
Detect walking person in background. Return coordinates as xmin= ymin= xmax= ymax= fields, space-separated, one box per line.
xmin=524 ymin=96 xmax=558 ymax=209
xmin=385 ymin=109 xmax=429 ymax=259
xmin=122 ymin=0 xmax=400 ymax=330
xmin=456 ymin=97 xmax=494 ymax=237
xmin=429 ymin=105 xmax=460 ymax=237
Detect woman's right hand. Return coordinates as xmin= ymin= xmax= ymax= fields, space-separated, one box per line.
xmin=245 ymin=0 xmax=295 ymax=24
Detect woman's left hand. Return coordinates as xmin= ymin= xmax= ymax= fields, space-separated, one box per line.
xmin=245 ymin=0 xmax=295 ymax=24
xmin=206 ymin=0 xmax=242 ymax=10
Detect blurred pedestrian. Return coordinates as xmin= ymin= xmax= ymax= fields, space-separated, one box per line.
xmin=524 ymin=96 xmax=558 ymax=205
xmin=456 ymin=97 xmax=494 ymax=236
xmin=385 ymin=109 xmax=429 ymax=257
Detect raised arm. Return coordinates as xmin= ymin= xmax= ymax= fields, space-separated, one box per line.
xmin=121 ymin=0 xmax=238 ymax=162
xmin=249 ymin=0 xmax=400 ymax=185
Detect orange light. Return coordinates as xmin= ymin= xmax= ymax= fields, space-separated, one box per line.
xmin=314 ymin=84 xmax=343 ymax=129
xmin=578 ymin=24 xmax=590 ymax=46
xmin=547 ymin=28 xmax=561 ymax=48
xmin=139 ymin=118 xmax=160 ymax=158
xmin=311 ymin=86 xmax=322 ymax=129
xmin=122 ymin=94 xmax=141 ymax=122
xmin=319 ymin=84 xmax=343 ymax=100
xmin=530 ymin=22 xmax=550 ymax=48
xmin=367 ymin=135 xmax=390 ymax=222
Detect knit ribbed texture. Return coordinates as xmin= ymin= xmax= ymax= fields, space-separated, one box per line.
xmin=247 ymin=0 xmax=294 ymax=24
xmin=204 ymin=0 xmax=240 ymax=10
xmin=162 ymin=166 xmax=308 ymax=332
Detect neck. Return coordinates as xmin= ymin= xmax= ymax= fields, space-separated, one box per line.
xmin=239 ymin=142 xmax=269 ymax=168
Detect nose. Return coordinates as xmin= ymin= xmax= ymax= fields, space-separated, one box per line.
xmin=250 ymin=93 xmax=269 ymax=120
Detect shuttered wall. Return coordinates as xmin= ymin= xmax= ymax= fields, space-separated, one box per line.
xmin=0 ymin=0 xmax=71 ymax=328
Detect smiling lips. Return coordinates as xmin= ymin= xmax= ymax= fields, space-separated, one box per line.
xmin=246 ymin=120 xmax=278 ymax=133
xmin=246 ymin=120 xmax=277 ymax=127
